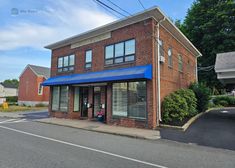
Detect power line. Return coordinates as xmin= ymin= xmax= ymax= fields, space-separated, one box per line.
xmin=105 ymin=0 xmax=132 ymax=16
xmin=137 ymin=0 xmax=146 ymax=10
xmin=94 ymin=0 xmax=128 ymax=17
xmin=93 ymin=0 xmax=122 ymax=18
xmin=95 ymin=0 xmax=200 ymax=73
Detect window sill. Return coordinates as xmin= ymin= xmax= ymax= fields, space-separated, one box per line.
xmin=57 ymin=70 xmax=75 ymax=75
xmin=51 ymin=110 xmax=68 ymax=113
xmin=112 ymin=115 xmax=146 ymax=121
xmin=168 ymin=65 xmax=173 ymax=69
xmin=84 ymin=68 xmax=92 ymax=71
xmin=104 ymin=61 xmax=135 ymax=68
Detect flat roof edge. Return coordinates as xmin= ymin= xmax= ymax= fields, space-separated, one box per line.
xmin=44 ymin=6 xmax=202 ymax=57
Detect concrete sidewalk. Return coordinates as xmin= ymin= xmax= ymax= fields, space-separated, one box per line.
xmin=36 ymin=118 xmax=160 ymax=140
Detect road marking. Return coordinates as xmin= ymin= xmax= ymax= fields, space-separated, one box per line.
xmin=0 ymin=119 xmax=17 ymax=123
xmin=220 ymin=110 xmax=229 ymax=113
xmin=0 ymin=125 xmax=167 ymax=168
xmin=0 ymin=119 xmax=27 ymax=124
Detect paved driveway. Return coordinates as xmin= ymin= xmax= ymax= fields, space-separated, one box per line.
xmin=160 ymin=108 xmax=235 ymax=151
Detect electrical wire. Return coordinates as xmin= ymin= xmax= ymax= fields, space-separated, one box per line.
xmin=137 ymin=0 xmax=146 ymax=10
xmin=94 ymin=0 xmax=128 ymax=17
xmin=105 ymin=0 xmax=132 ymax=16
xmin=92 ymin=0 xmax=122 ymax=18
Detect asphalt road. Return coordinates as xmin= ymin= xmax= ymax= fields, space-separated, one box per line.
xmin=160 ymin=108 xmax=235 ymax=151
xmin=0 ymin=117 xmax=234 ymax=168
xmin=21 ymin=111 xmax=49 ymax=119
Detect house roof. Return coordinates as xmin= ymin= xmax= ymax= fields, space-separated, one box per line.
xmin=0 ymin=82 xmax=18 ymax=89
xmin=20 ymin=64 xmax=50 ymax=79
xmin=215 ymin=51 xmax=235 ymax=72
xmin=45 ymin=7 xmax=202 ymax=57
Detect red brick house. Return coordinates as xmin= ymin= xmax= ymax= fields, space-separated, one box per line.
xmin=42 ymin=7 xmax=201 ymax=129
xmin=18 ymin=64 xmax=50 ymax=106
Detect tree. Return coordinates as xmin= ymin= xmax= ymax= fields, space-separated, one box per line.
xmin=181 ymin=0 xmax=235 ymax=90
xmin=3 ymin=79 xmax=19 ymax=88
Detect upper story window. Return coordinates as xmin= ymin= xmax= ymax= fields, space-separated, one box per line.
xmin=105 ymin=39 xmax=135 ymax=65
xmin=168 ymin=47 xmax=173 ymax=67
xmin=85 ymin=50 xmax=92 ymax=69
xmin=178 ymin=54 xmax=183 ymax=72
xmin=159 ymin=39 xmax=164 ymax=57
xmin=58 ymin=55 xmax=75 ymax=72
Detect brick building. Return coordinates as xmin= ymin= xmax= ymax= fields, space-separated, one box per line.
xmin=18 ymin=64 xmax=50 ymax=106
xmin=43 ymin=7 xmax=201 ymax=129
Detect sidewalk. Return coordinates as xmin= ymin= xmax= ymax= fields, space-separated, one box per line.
xmin=36 ymin=118 xmax=161 ymax=140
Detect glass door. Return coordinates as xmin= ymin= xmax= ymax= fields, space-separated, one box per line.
xmin=93 ymin=87 xmax=101 ymax=117
xmin=81 ymin=87 xmax=89 ymax=117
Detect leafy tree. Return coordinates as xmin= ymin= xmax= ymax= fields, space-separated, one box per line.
xmin=3 ymin=79 xmax=19 ymax=88
xmin=181 ymin=0 xmax=235 ymax=90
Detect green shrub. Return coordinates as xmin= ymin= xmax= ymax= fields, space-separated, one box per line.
xmin=189 ymin=83 xmax=211 ymax=112
xmin=213 ymin=96 xmax=235 ymax=106
xmin=229 ymin=97 xmax=235 ymax=105
xmin=175 ymin=89 xmax=197 ymax=117
xmin=6 ymin=96 xmax=18 ymax=103
xmin=162 ymin=93 xmax=188 ymax=123
xmin=35 ymin=103 xmax=47 ymax=107
xmin=218 ymin=100 xmax=228 ymax=106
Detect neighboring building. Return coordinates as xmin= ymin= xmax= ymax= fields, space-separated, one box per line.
xmin=0 ymin=83 xmax=18 ymax=104
xmin=42 ymin=7 xmax=201 ymax=129
xmin=18 ymin=64 xmax=50 ymax=106
xmin=215 ymin=51 xmax=235 ymax=91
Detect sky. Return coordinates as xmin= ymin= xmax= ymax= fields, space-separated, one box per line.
xmin=0 ymin=0 xmax=195 ymax=81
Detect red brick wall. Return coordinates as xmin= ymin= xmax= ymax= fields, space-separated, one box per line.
xmin=158 ymin=25 xmax=197 ymax=101
xmin=18 ymin=67 xmax=49 ymax=102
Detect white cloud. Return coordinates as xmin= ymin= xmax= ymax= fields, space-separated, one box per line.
xmin=0 ymin=0 xmax=116 ymax=50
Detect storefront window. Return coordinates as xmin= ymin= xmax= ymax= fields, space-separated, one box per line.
xmin=51 ymin=86 xmax=68 ymax=112
xmin=112 ymin=83 xmax=128 ymax=117
xmin=74 ymin=87 xmax=80 ymax=111
xmin=60 ymin=86 xmax=68 ymax=112
xmin=52 ymin=86 xmax=60 ymax=111
xmin=112 ymin=81 xmax=146 ymax=119
xmin=128 ymin=82 xmax=146 ymax=119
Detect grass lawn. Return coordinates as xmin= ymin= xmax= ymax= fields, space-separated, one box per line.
xmin=0 ymin=105 xmax=47 ymax=112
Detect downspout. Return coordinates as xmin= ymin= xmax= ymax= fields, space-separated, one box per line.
xmin=196 ymin=58 xmax=198 ymax=82
xmin=156 ymin=17 xmax=165 ymax=123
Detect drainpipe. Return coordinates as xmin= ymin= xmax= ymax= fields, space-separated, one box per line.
xmin=156 ymin=17 xmax=165 ymax=123
xmin=196 ymin=57 xmax=198 ymax=82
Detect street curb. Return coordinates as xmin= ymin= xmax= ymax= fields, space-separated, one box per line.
xmin=36 ymin=120 xmax=160 ymax=140
xmin=160 ymin=108 xmax=212 ymax=131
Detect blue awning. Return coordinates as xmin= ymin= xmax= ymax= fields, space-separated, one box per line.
xmin=42 ymin=64 xmax=152 ymax=86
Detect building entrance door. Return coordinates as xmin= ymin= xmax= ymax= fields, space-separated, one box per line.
xmin=81 ymin=87 xmax=89 ymax=117
xmin=93 ymin=87 xmax=101 ymax=117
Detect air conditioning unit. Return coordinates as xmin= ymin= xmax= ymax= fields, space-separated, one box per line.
xmin=159 ymin=56 xmax=165 ymax=63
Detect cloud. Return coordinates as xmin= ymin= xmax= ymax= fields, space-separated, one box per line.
xmin=0 ymin=0 xmax=116 ymax=51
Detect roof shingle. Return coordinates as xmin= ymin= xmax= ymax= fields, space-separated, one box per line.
xmin=215 ymin=51 xmax=235 ymax=72
xmin=28 ymin=65 xmax=50 ymax=79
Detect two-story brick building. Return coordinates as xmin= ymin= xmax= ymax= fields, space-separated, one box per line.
xmin=42 ymin=7 xmax=201 ymax=129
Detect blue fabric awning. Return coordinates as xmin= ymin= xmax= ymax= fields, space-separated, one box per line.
xmin=42 ymin=64 xmax=152 ymax=86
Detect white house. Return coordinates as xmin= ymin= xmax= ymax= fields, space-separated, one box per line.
xmin=0 ymin=83 xmax=18 ymax=104
xmin=215 ymin=51 xmax=235 ymax=90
